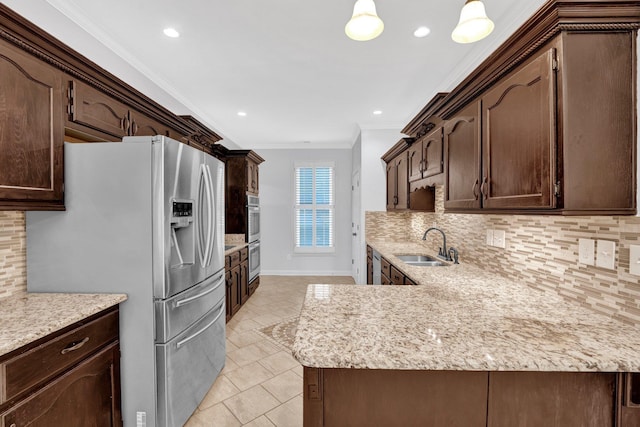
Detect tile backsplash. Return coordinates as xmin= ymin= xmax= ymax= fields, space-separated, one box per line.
xmin=0 ymin=211 xmax=26 ymax=297
xmin=366 ymin=186 xmax=640 ymax=326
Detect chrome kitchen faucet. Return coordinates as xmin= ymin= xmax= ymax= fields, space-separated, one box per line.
xmin=422 ymin=227 xmax=454 ymax=262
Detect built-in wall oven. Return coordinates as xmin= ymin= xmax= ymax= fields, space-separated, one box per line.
xmin=248 ymin=240 xmax=260 ymax=282
xmin=247 ymin=194 xmax=260 ymax=243
xmin=247 ymin=194 xmax=260 ymax=282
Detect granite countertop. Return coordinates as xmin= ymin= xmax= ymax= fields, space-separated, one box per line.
xmin=292 ymin=240 xmax=640 ymax=372
xmin=0 ymin=292 xmax=127 ymax=357
xmin=224 ymin=242 xmax=248 ymax=256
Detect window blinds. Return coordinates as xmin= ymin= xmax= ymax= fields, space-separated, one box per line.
xmin=295 ymin=164 xmax=334 ymax=251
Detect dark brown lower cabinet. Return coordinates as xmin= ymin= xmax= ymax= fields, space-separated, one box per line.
xmin=225 ymin=246 xmax=255 ymax=322
xmin=1 ymin=343 xmax=120 ymax=427
xmin=304 ymin=367 xmax=637 ymax=427
xmin=0 ymin=307 xmax=121 ymax=427
xmin=303 ymin=368 xmax=488 ymax=427
xmin=487 ymin=371 xmax=616 ymax=427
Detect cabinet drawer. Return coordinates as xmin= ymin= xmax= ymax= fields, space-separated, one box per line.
xmin=1 ymin=308 xmax=118 ymax=404
xmin=229 ymin=250 xmax=241 ymax=268
xmin=390 ymin=266 xmax=404 ymax=285
xmin=240 ymin=247 xmax=248 ymax=262
xmin=366 ymin=246 xmax=372 ymax=259
xmin=381 ymin=274 xmax=391 ymax=286
xmin=381 ymin=258 xmax=391 ymax=279
xmin=1 ymin=342 xmax=118 ymax=427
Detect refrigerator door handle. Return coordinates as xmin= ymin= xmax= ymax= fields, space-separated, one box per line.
xmin=202 ymin=164 xmax=214 ymax=267
xmin=197 ymin=163 xmax=211 ymax=267
xmin=175 ymin=273 xmax=224 ymax=307
xmin=205 ymin=164 xmax=216 ymax=267
xmin=176 ymin=301 xmax=224 ymax=348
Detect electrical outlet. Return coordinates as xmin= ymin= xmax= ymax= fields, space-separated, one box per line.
xmin=486 ymin=229 xmax=494 ymax=246
xmin=630 ymin=245 xmax=640 ymax=276
xmin=493 ymin=230 xmax=506 ymax=249
xmin=596 ymin=240 xmax=616 ymax=270
xmin=578 ymin=238 xmax=595 ymax=266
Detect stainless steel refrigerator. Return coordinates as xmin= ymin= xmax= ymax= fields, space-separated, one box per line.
xmin=26 ymin=135 xmax=226 ymax=427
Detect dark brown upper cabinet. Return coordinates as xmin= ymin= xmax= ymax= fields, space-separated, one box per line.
xmin=408 ymin=127 xmax=443 ymax=183
xmin=225 ymin=150 xmax=264 ymax=236
xmin=67 ymin=80 xmax=172 ymax=141
xmin=385 ymin=152 xmax=409 ymax=211
xmin=480 ymin=47 xmax=556 ymax=210
xmin=444 ymin=102 xmax=481 ymax=210
xmin=0 ymin=38 xmax=64 ymax=210
xmin=437 ymin=0 xmax=639 ymax=215
xmin=382 ymin=138 xmax=412 ymax=211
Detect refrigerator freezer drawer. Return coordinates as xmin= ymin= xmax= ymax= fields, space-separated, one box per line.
xmin=156 ymin=298 xmax=226 ymax=427
xmin=154 ymin=269 xmax=225 ymax=343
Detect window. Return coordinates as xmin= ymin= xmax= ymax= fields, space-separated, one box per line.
xmin=294 ymin=162 xmax=334 ymax=253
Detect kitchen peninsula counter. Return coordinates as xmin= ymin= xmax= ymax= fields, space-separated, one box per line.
xmin=0 ymin=292 xmax=127 ymax=357
xmin=293 ymin=242 xmax=640 ymax=426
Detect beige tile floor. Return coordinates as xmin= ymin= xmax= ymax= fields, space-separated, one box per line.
xmin=185 ymin=275 xmax=355 ymax=427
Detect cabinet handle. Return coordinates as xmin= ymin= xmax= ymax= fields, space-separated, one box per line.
xmin=481 ymin=177 xmax=489 ymax=200
xmin=61 ymin=337 xmax=90 ymax=354
xmin=122 ymin=115 xmax=130 ymax=134
xmin=131 ymin=120 xmax=138 ymax=135
xmin=472 ymin=179 xmax=479 ymax=200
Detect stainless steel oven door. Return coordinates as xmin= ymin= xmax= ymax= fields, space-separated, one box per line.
xmin=248 ymin=240 xmax=260 ymax=282
xmin=247 ymin=205 xmax=260 ymax=242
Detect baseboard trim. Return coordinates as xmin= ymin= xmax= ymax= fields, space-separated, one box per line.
xmin=260 ymin=270 xmax=353 ymax=276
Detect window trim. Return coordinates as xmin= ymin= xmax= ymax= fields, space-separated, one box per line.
xmin=293 ymin=161 xmax=335 ymax=254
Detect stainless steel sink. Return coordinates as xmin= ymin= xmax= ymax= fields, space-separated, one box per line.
xmin=395 ymin=254 xmax=448 ymax=267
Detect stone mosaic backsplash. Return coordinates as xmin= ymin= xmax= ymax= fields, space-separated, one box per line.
xmin=0 ymin=211 xmax=26 ymax=298
xmin=366 ymin=186 xmax=640 ymax=326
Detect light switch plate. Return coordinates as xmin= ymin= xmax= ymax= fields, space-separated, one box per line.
xmin=630 ymin=245 xmax=640 ymax=276
xmin=596 ymin=240 xmax=616 ymax=270
xmin=578 ymin=238 xmax=595 ymax=266
xmin=493 ymin=230 xmax=506 ymax=249
xmin=486 ymin=229 xmax=494 ymax=246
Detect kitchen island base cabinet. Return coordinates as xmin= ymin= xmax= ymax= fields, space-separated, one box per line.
xmin=303 ymin=368 xmax=631 ymax=427
xmin=303 ymin=367 xmax=488 ymax=427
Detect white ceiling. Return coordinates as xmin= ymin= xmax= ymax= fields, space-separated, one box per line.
xmin=10 ymin=0 xmax=547 ymax=149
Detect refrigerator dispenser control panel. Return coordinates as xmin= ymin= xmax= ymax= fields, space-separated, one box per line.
xmin=171 ymin=200 xmax=193 ymax=228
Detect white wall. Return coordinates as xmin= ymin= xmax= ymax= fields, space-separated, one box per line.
xmin=352 ymin=128 xmax=404 ymax=282
xmin=256 ymin=149 xmax=353 ymax=275
xmin=360 ymin=129 xmax=404 ymax=212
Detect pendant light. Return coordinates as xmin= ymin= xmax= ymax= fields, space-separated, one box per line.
xmin=451 ymin=0 xmax=495 ymax=44
xmin=345 ymin=0 xmax=384 ymax=41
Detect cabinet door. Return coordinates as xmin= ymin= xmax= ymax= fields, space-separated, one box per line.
xmin=225 ymin=270 xmax=232 ymax=322
xmin=366 ymin=257 xmax=373 ymax=285
xmin=487 ymin=371 xmax=616 ymax=427
xmin=444 ymin=102 xmax=481 ymax=210
xmin=481 ymin=48 xmax=556 ymax=209
xmin=423 ymin=127 xmax=443 ymax=178
xmin=0 ymin=40 xmax=64 ymax=208
xmin=395 ymin=153 xmax=408 ymax=209
xmin=1 ymin=343 xmax=121 ymax=427
xmin=240 ymin=260 xmax=249 ymax=305
xmin=247 ymin=159 xmax=258 ymax=194
xmin=129 ymin=110 xmax=169 ymax=137
xmin=386 ymin=162 xmax=396 ymax=210
xmin=230 ymin=266 xmax=241 ymax=316
xmin=68 ymin=80 xmax=129 ymax=139
xmin=407 ymin=142 xmax=423 ymax=183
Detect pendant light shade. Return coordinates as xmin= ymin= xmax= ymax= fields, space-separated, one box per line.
xmin=451 ymin=0 xmax=495 ymax=44
xmin=345 ymin=0 xmax=384 ymax=41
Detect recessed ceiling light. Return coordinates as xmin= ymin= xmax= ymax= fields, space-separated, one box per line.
xmin=237 ymin=111 xmax=247 ymax=117
xmin=373 ymin=110 xmax=382 ymax=115
xmin=414 ymin=26 xmax=431 ymax=38
xmin=163 ymin=28 xmax=180 ymax=38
